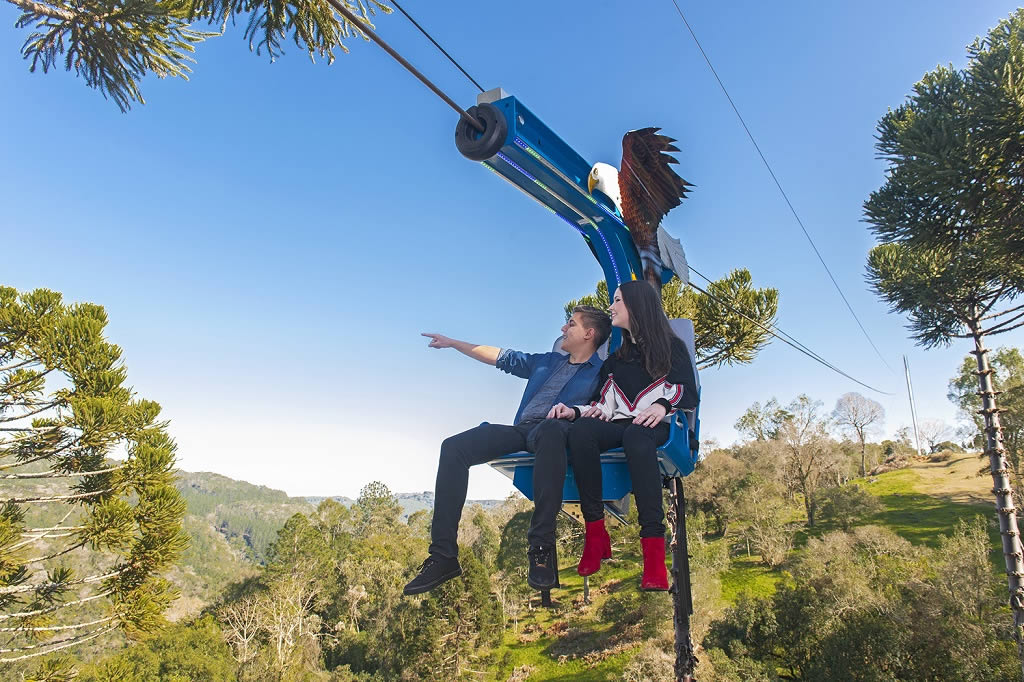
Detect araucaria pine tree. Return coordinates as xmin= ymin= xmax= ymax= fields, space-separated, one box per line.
xmin=0 ymin=287 xmax=188 ymax=667
xmin=864 ymin=9 xmax=1024 ymax=674
xmin=4 ymin=0 xmax=392 ymax=110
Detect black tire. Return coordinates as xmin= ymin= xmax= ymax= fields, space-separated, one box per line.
xmin=454 ymin=103 xmax=508 ymax=161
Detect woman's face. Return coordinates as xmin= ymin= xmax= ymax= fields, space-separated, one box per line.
xmin=608 ymin=288 xmax=630 ymax=331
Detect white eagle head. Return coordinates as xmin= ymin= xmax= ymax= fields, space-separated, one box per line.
xmin=587 ymin=162 xmax=622 ymax=213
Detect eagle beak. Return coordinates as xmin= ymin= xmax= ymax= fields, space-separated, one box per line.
xmin=587 ymin=175 xmax=596 ymax=194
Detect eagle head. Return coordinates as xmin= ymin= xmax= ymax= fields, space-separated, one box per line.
xmin=587 ymin=162 xmax=622 ymax=214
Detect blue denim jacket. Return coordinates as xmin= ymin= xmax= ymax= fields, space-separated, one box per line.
xmin=496 ymin=348 xmax=604 ymax=424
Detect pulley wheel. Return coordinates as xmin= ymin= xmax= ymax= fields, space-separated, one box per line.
xmin=455 ymin=103 xmax=507 ymax=161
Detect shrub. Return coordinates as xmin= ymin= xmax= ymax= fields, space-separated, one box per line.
xmin=817 ymin=485 xmax=883 ymax=530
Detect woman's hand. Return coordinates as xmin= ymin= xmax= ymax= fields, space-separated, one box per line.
xmin=547 ymin=403 xmax=577 ymax=420
xmin=633 ymin=403 xmax=667 ymax=428
xmin=580 ymin=405 xmax=611 ymax=421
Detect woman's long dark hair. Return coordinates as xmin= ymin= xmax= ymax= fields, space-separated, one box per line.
xmin=613 ymin=280 xmax=675 ymax=378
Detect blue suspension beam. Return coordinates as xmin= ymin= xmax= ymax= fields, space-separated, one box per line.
xmin=456 ymin=90 xmax=644 ymax=296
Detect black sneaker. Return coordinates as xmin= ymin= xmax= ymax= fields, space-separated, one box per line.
xmin=527 ymin=545 xmax=560 ymax=590
xmin=403 ymin=555 xmax=462 ymax=595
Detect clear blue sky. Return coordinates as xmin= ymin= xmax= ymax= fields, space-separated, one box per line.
xmin=2 ymin=1 xmax=1021 ymax=499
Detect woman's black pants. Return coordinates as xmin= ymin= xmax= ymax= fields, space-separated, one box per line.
xmin=568 ymin=417 xmax=670 ymax=538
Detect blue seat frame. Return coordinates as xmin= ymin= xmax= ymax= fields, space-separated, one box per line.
xmin=487 ymin=401 xmax=700 ymax=520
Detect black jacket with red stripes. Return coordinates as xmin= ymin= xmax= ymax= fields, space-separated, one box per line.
xmin=572 ymin=336 xmax=698 ymax=422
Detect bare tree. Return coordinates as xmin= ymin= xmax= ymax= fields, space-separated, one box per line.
xmin=833 ymin=392 xmax=885 ymax=477
xmin=918 ymin=419 xmax=952 ymax=453
xmin=260 ymin=575 xmax=322 ymax=676
xmin=779 ymin=395 xmax=835 ymax=526
xmin=220 ymin=596 xmax=262 ymax=667
xmin=736 ymin=478 xmax=794 ymax=566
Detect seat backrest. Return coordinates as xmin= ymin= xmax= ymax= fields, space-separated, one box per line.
xmin=668 ymin=319 xmax=700 ymax=393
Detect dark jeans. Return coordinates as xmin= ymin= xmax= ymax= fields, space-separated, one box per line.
xmin=429 ymin=418 xmax=572 ymax=559
xmin=568 ymin=417 xmax=670 ymax=538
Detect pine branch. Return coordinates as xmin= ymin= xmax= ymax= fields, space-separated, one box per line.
xmin=0 ymin=367 xmax=53 ymax=393
xmin=980 ymin=302 xmax=1024 ymax=321
xmin=0 ymin=436 xmax=83 ymax=470
xmin=0 ymin=623 xmax=116 ymax=660
xmin=0 ymin=464 xmax=125 ymax=480
xmin=0 ymin=401 xmax=61 ymax=423
xmin=982 ymin=309 xmax=1024 ymax=335
xmin=7 ymin=510 xmax=77 ymax=552
xmin=4 ymin=0 xmax=75 ymax=21
xmin=20 ymin=526 xmax=85 ymax=534
xmin=0 ymin=568 xmax=123 ymax=596
xmin=0 ymin=425 xmax=61 ymax=449
xmin=23 ymin=539 xmax=88 ymax=564
xmin=0 ymin=358 xmax=42 ymax=374
xmin=985 ymin=318 xmax=1024 ymax=337
xmin=2 ymin=488 xmax=111 ymax=505
xmin=0 ymin=614 xmax=114 ymax=632
xmin=976 ymin=286 xmax=1009 ymax=319
xmin=0 ymin=589 xmax=111 ymax=620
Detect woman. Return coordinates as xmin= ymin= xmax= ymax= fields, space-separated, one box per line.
xmin=548 ymin=280 xmax=697 ymax=590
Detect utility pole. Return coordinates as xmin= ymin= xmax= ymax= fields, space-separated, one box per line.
xmin=903 ymin=355 xmax=924 ymax=456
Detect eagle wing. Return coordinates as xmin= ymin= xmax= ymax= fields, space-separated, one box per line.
xmin=618 ymin=128 xmax=691 ymax=250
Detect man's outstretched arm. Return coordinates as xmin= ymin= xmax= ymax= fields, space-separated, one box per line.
xmin=421 ymin=333 xmax=500 ymax=366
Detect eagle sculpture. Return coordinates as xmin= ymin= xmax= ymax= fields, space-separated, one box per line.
xmin=587 ymin=128 xmax=692 ymax=291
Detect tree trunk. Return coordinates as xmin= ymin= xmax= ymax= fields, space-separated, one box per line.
xmin=801 ymin=480 xmax=816 ymax=527
xmin=860 ymin=439 xmax=867 ymax=478
xmin=972 ymin=325 xmax=1024 ymax=678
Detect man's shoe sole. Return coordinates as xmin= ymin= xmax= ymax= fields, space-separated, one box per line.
xmin=527 ymin=573 xmax=560 ymax=591
xmin=402 ymin=566 xmax=463 ymax=596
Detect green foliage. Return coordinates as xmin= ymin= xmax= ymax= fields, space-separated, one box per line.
xmin=817 ymin=484 xmax=884 ymax=531
xmin=352 ymin=481 xmax=401 ymax=536
xmin=866 ymin=10 xmax=1024 ymax=264
xmin=685 ymin=450 xmax=747 ymax=535
xmin=864 ymin=10 xmax=1024 ymax=347
xmin=734 ymin=398 xmax=792 ymax=442
xmin=566 ymin=271 xmax=779 ymax=369
xmin=709 ymin=520 xmax=1018 ymax=680
xmin=734 ymin=478 xmax=794 ymax=567
xmin=0 ymin=286 xmax=187 ymax=662
xmin=950 ymin=346 xmax=1024 ymax=484
xmin=8 ymin=0 xmax=392 ymax=111
xmin=78 ymin=615 xmax=236 ymax=681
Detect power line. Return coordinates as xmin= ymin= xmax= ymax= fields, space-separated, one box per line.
xmin=668 ymin=0 xmax=894 ymax=374
xmin=686 ymin=265 xmax=893 ymax=395
xmin=390 ymin=0 xmax=486 ymax=93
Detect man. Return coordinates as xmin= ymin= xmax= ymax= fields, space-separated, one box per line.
xmin=403 ymin=305 xmax=612 ymax=595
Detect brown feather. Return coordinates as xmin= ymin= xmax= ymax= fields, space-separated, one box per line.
xmin=617 ymin=128 xmax=691 ymax=252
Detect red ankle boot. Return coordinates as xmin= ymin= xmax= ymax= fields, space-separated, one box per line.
xmin=640 ymin=536 xmax=669 ymax=591
xmin=577 ymin=519 xmax=612 ymax=576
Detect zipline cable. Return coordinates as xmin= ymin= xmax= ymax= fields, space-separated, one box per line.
xmin=686 ymin=265 xmax=893 ymax=395
xmin=390 ymin=0 xmax=486 ymax=93
xmin=668 ymin=0 xmax=895 ymax=374
xmin=326 ymin=0 xmax=483 ymax=132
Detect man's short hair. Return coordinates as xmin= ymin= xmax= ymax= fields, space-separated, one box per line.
xmin=572 ymin=304 xmax=612 ymax=349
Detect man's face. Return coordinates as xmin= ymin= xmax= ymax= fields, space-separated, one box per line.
xmin=560 ymin=312 xmax=593 ymax=355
